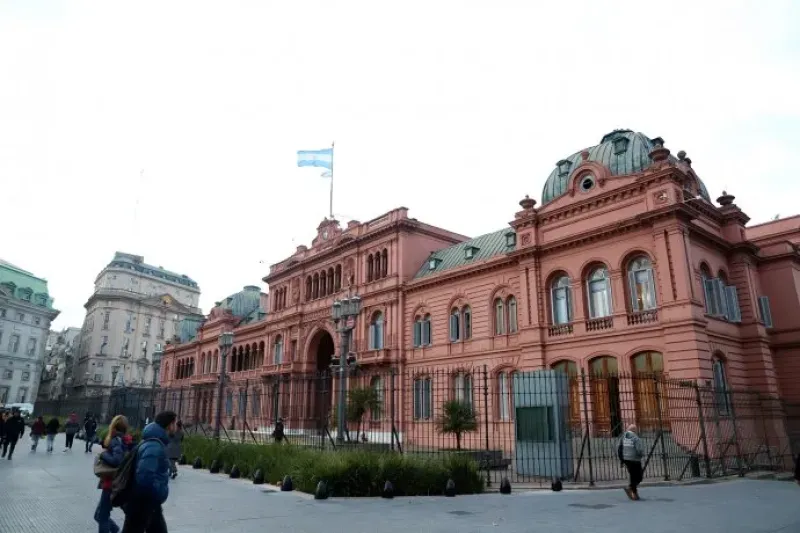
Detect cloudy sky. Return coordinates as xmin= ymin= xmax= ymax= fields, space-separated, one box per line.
xmin=2 ymin=1 xmax=798 ymax=329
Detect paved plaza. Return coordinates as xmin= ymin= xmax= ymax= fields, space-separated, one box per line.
xmin=1 ymin=433 xmax=798 ymax=533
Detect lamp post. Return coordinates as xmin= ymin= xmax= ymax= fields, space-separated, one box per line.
xmin=331 ymin=295 xmax=361 ymax=443
xmin=214 ymin=331 xmax=234 ymax=439
xmin=151 ymin=347 xmax=163 ymax=420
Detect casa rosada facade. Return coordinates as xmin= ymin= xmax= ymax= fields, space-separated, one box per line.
xmin=160 ymin=129 xmax=800 ymax=456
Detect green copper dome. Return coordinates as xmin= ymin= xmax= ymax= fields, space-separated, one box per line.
xmin=540 ymin=129 xmax=711 ymax=205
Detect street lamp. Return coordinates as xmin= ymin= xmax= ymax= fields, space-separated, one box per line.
xmin=214 ymin=331 xmax=234 ymax=439
xmin=331 ymin=295 xmax=361 ymax=443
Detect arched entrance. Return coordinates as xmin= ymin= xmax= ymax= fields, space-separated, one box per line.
xmin=590 ymin=356 xmax=622 ymax=437
xmin=307 ymin=329 xmax=336 ymax=425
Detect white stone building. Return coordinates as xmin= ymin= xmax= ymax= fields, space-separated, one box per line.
xmin=0 ymin=259 xmax=60 ymax=405
xmin=72 ymin=252 xmax=203 ymax=396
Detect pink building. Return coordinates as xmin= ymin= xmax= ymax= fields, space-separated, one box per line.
xmin=161 ymin=129 xmax=800 ymax=482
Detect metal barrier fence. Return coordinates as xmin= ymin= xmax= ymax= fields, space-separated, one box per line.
xmin=35 ymin=366 xmax=799 ymax=488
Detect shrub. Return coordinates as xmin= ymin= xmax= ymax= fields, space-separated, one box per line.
xmin=183 ymin=435 xmax=483 ymax=497
xmin=437 ymin=400 xmax=478 ymax=450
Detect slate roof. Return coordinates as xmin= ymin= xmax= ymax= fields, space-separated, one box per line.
xmin=107 ymin=252 xmax=199 ymax=289
xmin=541 ymin=129 xmax=711 ymax=205
xmin=0 ymin=259 xmax=56 ymax=309
xmin=413 ymin=228 xmax=515 ymax=279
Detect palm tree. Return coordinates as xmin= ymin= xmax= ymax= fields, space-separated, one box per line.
xmin=347 ymin=386 xmax=381 ymax=441
xmin=437 ymin=400 xmax=477 ymax=450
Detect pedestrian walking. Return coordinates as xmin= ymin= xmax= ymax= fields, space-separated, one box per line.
xmin=85 ymin=413 xmax=98 ymax=453
xmin=272 ymin=418 xmax=285 ymax=444
xmin=1 ymin=409 xmax=24 ymax=460
xmin=619 ymin=424 xmax=645 ymax=500
xmin=165 ymin=420 xmax=184 ymax=479
xmin=30 ymin=416 xmax=46 ymax=452
xmin=95 ymin=415 xmax=132 ymax=533
xmin=120 ymin=411 xmax=177 ymax=533
xmin=64 ymin=413 xmax=79 ymax=451
xmin=45 ymin=416 xmax=60 ymax=453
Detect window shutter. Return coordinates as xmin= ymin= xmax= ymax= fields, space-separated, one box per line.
xmin=715 ymin=279 xmax=728 ymax=319
xmin=369 ymin=324 xmax=376 ymax=350
xmin=413 ymin=322 xmax=421 ymax=347
xmin=725 ymin=286 xmax=741 ymax=323
xmin=423 ymin=319 xmax=431 ymax=345
xmin=565 ymin=287 xmax=572 ymax=322
xmin=449 ymin=314 xmax=458 ymax=342
xmin=758 ymin=296 xmax=773 ymax=328
xmin=628 ymin=271 xmax=639 ymax=312
xmin=645 ymin=268 xmax=657 ymax=309
xmin=703 ymin=278 xmax=717 ymax=315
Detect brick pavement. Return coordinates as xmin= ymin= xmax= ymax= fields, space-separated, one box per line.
xmin=1 ymin=433 xmax=799 ymax=533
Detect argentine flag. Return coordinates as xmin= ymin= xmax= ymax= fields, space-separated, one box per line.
xmin=297 ymin=148 xmax=333 ymax=170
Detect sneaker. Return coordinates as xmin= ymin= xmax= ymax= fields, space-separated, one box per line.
xmin=623 ymin=488 xmax=635 ymax=500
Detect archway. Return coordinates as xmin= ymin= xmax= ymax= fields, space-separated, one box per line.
xmin=589 ymin=356 xmax=622 ymax=437
xmin=307 ymin=329 xmax=336 ymax=426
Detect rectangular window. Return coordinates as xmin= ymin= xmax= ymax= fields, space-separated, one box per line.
xmin=252 ymin=391 xmax=261 ymax=417
xmin=449 ymin=314 xmax=459 ymax=342
xmin=144 ymin=316 xmax=152 ymax=336
xmin=515 ymin=406 xmax=555 ymax=442
xmin=498 ymin=373 xmax=510 ymax=421
xmin=422 ymin=319 xmax=432 ymax=346
xmin=495 ymin=301 xmax=505 ymax=335
xmin=125 ymin=312 xmax=133 ymax=333
xmin=724 ymin=285 xmax=742 ymax=323
xmin=9 ymin=334 xmax=20 ymax=353
xmin=552 ymin=288 xmax=571 ymax=325
xmin=413 ymin=378 xmax=432 ymax=420
xmin=225 ymin=393 xmax=233 ymax=416
xmin=34 ymin=317 xmax=41 ymax=326
xmin=453 ymin=373 xmax=472 ymax=408
xmin=0 ymin=387 xmax=8 ymax=404
xmin=17 ymin=388 xmax=27 ymax=403
xmin=463 ymin=310 xmax=472 ymax=339
xmin=758 ymin=296 xmax=773 ymax=328
xmin=158 ymin=320 xmax=165 ymax=339
xmin=413 ymin=321 xmax=422 ymax=347
xmin=26 ymin=338 xmax=37 ymax=356
xmin=21 ymin=371 xmax=30 ymax=382
xmin=2 ymin=369 xmax=13 ymax=380
xmin=94 ymin=374 xmax=103 ymax=382
xmin=508 ymin=299 xmax=518 ymax=333
xmin=16 ymin=313 xmax=24 ymax=321
xmin=238 ymin=390 xmax=247 ymax=417
xmin=103 ymin=311 xmax=110 ymax=330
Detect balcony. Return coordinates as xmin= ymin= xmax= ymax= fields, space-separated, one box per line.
xmin=585 ymin=317 xmax=613 ymax=332
xmin=548 ymin=324 xmax=574 ymax=337
xmin=627 ymin=310 xmax=658 ymax=326
xmin=190 ymin=373 xmax=219 ymax=385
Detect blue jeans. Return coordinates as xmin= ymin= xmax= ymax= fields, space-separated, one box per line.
xmin=94 ymin=489 xmax=119 ymax=533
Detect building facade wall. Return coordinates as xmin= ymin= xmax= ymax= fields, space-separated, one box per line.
xmin=159 ymin=134 xmax=800 ymax=461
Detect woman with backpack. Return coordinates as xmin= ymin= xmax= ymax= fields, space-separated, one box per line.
xmin=94 ymin=415 xmax=132 ymax=533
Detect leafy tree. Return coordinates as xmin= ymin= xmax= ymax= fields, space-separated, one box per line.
xmin=346 ymin=386 xmax=381 ymax=441
xmin=437 ymin=400 xmax=477 ymax=450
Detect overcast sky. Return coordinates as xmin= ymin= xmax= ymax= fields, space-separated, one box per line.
xmin=2 ymin=1 xmax=798 ymax=329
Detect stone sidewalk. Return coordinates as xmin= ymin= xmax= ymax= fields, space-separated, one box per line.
xmin=1 ymin=434 xmax=798 ymax=533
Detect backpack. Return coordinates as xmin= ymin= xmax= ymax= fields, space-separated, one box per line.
xmin=110 ymin=438 xmax=157 ymax=508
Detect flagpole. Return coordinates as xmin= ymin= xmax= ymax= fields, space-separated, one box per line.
xmin=329 ymin=141 xmax=335 ymax=219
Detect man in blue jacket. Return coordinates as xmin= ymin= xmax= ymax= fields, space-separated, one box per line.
xmin=122 ymin=411 xmax=177 ymax=533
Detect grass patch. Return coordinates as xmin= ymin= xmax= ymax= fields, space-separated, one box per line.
xmin=183 ymin=435 xmax=484 ymax=497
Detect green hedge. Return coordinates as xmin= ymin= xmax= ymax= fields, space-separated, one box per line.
xmin=183 ymin=435 xmax=484 ymax=497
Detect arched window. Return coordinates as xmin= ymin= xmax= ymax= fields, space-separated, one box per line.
xmin=712 ymin=356 xmax=731 ymax=416
xmin=313 ymin=273 xmax=320 ymax=299
xmin=423 ymin=314 xmax=432 ymax=346
xmin=449 ymin=308 xmax=460 ymax=342
xmin=381 ymin=248 xmax=388 ymax=278
xmin=586 ymin=266 xmax=612 ymax=318
xmin=494 ymin=298 xmax=505 ymax=335
xmin=334 ymin=265 xmax=342 ymax=291
xmin=273 ymin=335 xmax=284 ymax=365
xmin=462 ymin=306 xmax=472 ymax=340
xmin=225 ymin=390 xmax=233 ymax=417
xmin=200 ymin=352 xmax=205 ymax=374
xmin=374 ymin=254 xmax=381 ymax=280
xmin=244 ymin=345 xmax=251 ymax=370
xmin=507 ymin=296 xmax=518 ymax=333
xmin=369 ymin=312 xmax=384 ymax=350
xmin=319 ymin=270 xmax=327 ymax=296
xmin=212 ymin=349 xmax=219 ymax=372
xmin=305 ymin=276 xmax=312 ymax=301
xmin=367 ymin=254 xmax=374 ymax=282
xmin=370 ymin=376 xmax=383 ymax=421
xmin=327 ymin=268 xmax=334 ymax=296
xmin=258 ymin=341 xmax=265 ymax=367
xmin=628 ymin=256 xmax=656 ymax=311
xmin=497 ymin=371 xmax=513 ymax=421
xmin=413 ymin=376 xmax=432 ymax=420
xmin=551 ymin=275 xmax=572 ymax=325
xmin=413 ymin=313 xmax=432 ymax=347
xmin=552 ymin=360 xmax=580 ymax=426
xmin=453 ymin=372 xmax=473 ymax=409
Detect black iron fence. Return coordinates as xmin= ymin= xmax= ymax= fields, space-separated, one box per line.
xmin=35 ymin=366 xmax=800 ymax=488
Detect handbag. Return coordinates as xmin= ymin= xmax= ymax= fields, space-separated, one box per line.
xmin=94 ymin=454 xmax=118 ymax=478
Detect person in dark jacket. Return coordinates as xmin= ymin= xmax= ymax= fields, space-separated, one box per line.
xmin=272 ymin=418 xmax=285 ymax=444
xmin=0 ymin=411 xmax=6 ymax=444
xmin=1 ymin=410 xmax=24 ymax=460
xmin=30 ymin=416 xmax=46 ymax=452
xmin=96 ymin=415 xmax=131 ymax=533
xmin=64 ymin=413 xmax=79 ymax=451
xmin=84 ymin=413 xmax=98 ymax=453
xmin=165 ymin=420 xmax=184 ymax=479
xmin=121 ymin=411 xmax=176 ymax=533
xmin=45 ymin=417 xmax=60 ymax=453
